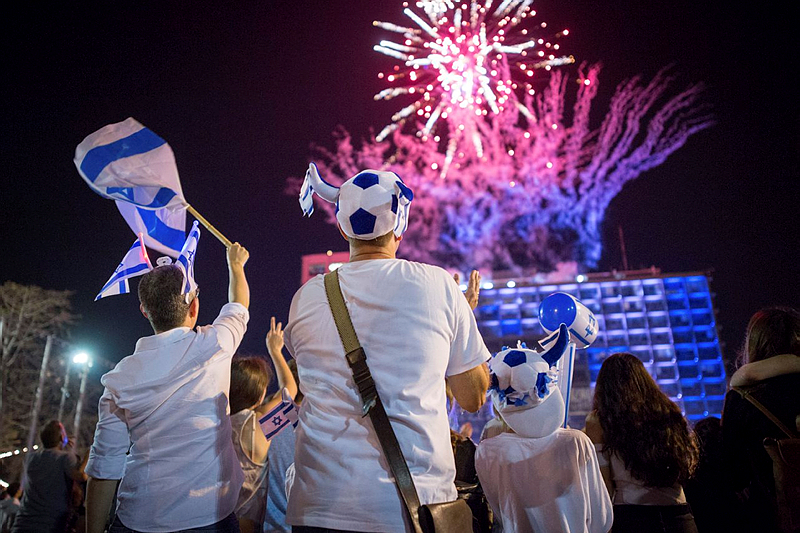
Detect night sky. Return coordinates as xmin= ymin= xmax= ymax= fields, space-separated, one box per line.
xmin=4 ymin=1 xmax=798 ymax=375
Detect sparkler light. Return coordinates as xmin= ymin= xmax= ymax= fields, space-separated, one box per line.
xmin=373 ymin=0 xmax=573 ymax=173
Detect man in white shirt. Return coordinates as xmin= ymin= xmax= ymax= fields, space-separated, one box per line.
xmin=85 ymin=243 xmax=251 ymax=533
xmin=285 ymin=165 xmax=491 ymax=532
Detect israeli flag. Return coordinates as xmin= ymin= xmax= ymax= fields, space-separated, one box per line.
xmin=74 ymin=118 xmax=187 ymax=257
xmin=258 ymin=388 xmax=299 ymax=441
xmin=96 ymin=235 xmax=153 ymax=301
xmin=176 ymin=221 xmax=200 ymax=301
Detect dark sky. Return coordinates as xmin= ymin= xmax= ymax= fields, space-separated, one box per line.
xmin=3 ymin=1 xmax=798 ymax=373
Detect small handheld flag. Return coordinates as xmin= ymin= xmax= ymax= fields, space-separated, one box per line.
xmin=175 ymin=221 xmax=201 ymax=303
xmin=95 ymin=234 xmax=153 ymax=301
xmin=258 ymin=388 xmax=299 ymax=441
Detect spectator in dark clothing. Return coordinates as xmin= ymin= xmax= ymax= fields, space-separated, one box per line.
xmin=451 ymin=429 xmax=478 ymax=484
xmin=722 ymin=306 xmax=800 ymax=533
xmin=12 ymin=420 xmax=88 ymax=533
xmin=683 ymin=417 xmax=741 ymax=533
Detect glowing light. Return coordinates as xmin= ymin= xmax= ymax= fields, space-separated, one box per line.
xmin=576 ymin=274 xmax=586 ymax=283
xmin=326 ymin=250 xmax=333 ymax=256
xmin=481 ymin=282 xmax=494 ymax=290
xmin=506 ymin=280 xmax=516 ymax=288
xmin=373 ymin=0 xmax=574 ymax=149
xmin=73 ymin=352 xmax=90 ymax=365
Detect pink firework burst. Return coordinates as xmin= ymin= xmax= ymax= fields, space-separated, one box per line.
xmin=373 ymin=0 xmax=573 ymax=174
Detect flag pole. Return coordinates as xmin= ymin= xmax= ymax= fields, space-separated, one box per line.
xmin=185 ymin=205 xmax=233 ymax=248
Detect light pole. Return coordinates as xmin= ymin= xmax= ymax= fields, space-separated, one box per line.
xmin=57 ymin=360 xmax=73 ymax=422
xmin=26 ymin=335 xmax=53 ymax=453
xmin=72 ymin=352 xmax=92 ymax=448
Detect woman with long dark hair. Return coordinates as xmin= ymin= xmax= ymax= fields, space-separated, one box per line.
xmin=722 ymin=307 xmax=800 ymax=532
xmin=584 ymin=352 xmax=699 ymax=533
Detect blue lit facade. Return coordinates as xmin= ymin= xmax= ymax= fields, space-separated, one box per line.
xmin=473 ymin=272 xmax=726 ymax=426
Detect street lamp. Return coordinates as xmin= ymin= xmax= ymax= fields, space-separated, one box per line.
xmin=58 ymin=351 xmax=90 ymax=423
xmin=68 ymin=351 xmax=92 ymax=448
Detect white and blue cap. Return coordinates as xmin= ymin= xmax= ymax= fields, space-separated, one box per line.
xmin=488 ymin=324 xmax=570 ymax=438
xmin=299 ymin=163 xmax=414 ymax=240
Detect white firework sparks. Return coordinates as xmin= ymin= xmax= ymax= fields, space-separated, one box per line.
xmin=373 ymin=0 xmax=573 ymax=173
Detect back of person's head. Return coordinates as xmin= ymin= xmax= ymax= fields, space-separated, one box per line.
xmin=743 ymin=307 xmax=800 ymax=364
xmin=230 ymin=356 xmax=271 ymax=413
xmin=287 ymin=358 xmax=304 ymax=403
xmin=138 ymin=265 xmax=192 ymax=332
xmin=593 ymin=352 xmax=697 ymax=487
xmin=693 ymin=416 xmax=723 ymax=475
xmin=40 ymin=419 xmax=65 ymax=448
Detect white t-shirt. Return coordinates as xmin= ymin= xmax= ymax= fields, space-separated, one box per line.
xmin=85 ymin=303 xmax=248 ymax=532
xmin=284 ymin=259 xmax=490 ymax=532
xmin=475 ymin=429 xmax=613 ymax=533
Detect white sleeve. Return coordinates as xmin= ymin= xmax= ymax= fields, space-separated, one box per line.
xmin=584 ymin=435 xmax=614 ymax=533
xmin=209 ymin=302 xmax=250 ymax=356
xmin=446 ymin=282 xmax=491 ymax=377
xmin=85 ymin=388 xmax=130 ymax=480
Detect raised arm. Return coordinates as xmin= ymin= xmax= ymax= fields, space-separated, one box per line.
xmin=453 ymin=270 xmax=482 ymax=310
xmin=730 ymin=354 xmax=800 ymax=387
xmin=257 ymin=317 xmax=298 ymax=416
xmin=227 ymin=242 xmax=250 ymax=308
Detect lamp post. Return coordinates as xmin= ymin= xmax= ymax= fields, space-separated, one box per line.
xmin=57 ymin=361 xmax=73 ymax=422
xmin=71 ymin=352 xmax=92 ymax=448
xmin=26 ymin=335 xmax=53 ymax=453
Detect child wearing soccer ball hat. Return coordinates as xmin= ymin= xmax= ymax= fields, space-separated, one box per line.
xmin=475 ymin=325 xmax=613 ymax=533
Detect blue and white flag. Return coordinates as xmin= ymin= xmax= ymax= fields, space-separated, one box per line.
xmin=95 ymin=234 xmax=153 ymax=301
xmin=74 ymin=118 xmax=187 ymax=257
xmin=175 ymin=221 xmax=200 ymax=302
xmin=258 ymin=388 xmax=299 ymax=441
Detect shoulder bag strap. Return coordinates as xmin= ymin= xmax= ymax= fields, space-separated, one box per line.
xmin=733 ymin=386 xmax=799 ymax=439
xmin=324 ymin=270 xmax=425 ymax=533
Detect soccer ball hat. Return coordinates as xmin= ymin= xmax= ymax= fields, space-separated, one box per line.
xmin=299 ymin=163 xmax=414 ymax=240
xmin=488 ymin=323 xmax=570 ymax=438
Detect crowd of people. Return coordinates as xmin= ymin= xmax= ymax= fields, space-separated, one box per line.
xmin=2 ymin=166 xmax=798 ymax=533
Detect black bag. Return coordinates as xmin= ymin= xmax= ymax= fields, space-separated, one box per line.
xmin=325 ymin=270 xmax=474 ymax=533
xmin=734 ymin=387 xmax=800 ymax=533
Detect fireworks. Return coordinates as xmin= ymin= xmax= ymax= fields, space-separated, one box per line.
xmin=373 ymin=0 xmax=573 ymax=173
xmin=295 ymin=66 xmax=712 ymax=273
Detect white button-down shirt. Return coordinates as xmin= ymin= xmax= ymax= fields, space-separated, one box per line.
xmin=86 ymin=303 xmax=249 ymax=532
